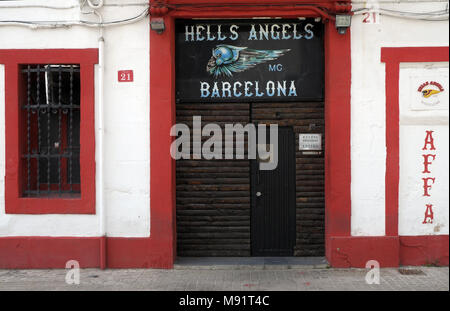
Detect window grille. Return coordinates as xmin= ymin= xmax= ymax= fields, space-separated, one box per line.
xmin=20 ymin=64 xmax=81 ymax=197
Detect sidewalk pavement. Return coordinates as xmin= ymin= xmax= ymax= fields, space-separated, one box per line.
xmin=0 ymin=266 xmax=448 ymax=291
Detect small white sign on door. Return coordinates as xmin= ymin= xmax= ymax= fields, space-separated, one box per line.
xmin=299 ymin=134 xmax=322 ymax=151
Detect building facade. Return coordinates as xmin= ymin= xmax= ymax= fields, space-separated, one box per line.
xmin=0 ymin=0 xmax=448 ymax=268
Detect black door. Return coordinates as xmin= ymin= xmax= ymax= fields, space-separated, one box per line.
xmin=251 ymin=127 xmax=296 ymax=256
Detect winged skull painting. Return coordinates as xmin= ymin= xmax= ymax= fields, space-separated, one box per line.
xmin=207 ymin=44 xmax=291 ymax=78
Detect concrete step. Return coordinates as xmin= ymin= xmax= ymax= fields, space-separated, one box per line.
xmin=174 ymin=257 xmax=329 ymax=270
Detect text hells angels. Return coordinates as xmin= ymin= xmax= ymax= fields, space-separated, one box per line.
xmin=185 ymin=23 xmax=315 ymax=42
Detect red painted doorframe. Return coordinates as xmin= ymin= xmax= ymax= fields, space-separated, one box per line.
xmin=149 ymin=0 xmax=352 ymax=267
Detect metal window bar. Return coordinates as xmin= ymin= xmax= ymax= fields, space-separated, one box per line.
xmin=20 ymin=64 xmax=81 ymax=198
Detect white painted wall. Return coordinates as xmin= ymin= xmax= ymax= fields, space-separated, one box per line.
xmin=351 ymin=1 xmax=449 ymax=236
xmin=0 ymin=0 xmax=150 ymax=237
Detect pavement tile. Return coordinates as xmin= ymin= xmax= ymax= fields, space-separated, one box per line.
xmin=0 ymin=267 xmax=447 ymax=291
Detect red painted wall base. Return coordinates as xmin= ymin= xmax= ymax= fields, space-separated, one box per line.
xmin=328 ymin=235 xmax=449 ymax=268
xmin=0 ymin=235 xmax=447 ymax=268
xmin=0 ymin=237 xmax=173 ymax=269
xmin=328 ymin=236 xmax=400 ymax=268
xmin=400 ymin=235 xmax=449 ymax=266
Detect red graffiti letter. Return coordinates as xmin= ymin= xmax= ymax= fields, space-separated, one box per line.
xmin=422 ymin=154 xmax=436 ymax=174
xmin=422 ymin=204 xmax=434 ymax=224
xmin=422 ymin=177 xmax=435 ymax=196
xmin=422 ymin=131 xmax=436 ymax=151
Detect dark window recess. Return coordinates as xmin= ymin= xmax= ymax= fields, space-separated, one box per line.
xmin=20 ymin=64 xmax=81 ymax=197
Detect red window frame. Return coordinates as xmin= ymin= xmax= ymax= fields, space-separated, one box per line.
xmin=1 ymin=49 xmax=98 ymax=214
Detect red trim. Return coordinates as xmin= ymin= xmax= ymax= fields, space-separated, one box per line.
xmin=1 ymin=49 xmax=98 ymax=214
xmin=0 ymin=237 xmax=100 ymax=269
xmin=150 ymin=17 xmax=177 ymax=266
xmin=329 ymin=236 xmax=400 ymax=268
xmin=329 ymin=235 xmax=449 ymax=267
xmin=381 ymin=47 xmax=449 ymax=236
xmin=106 ymin=237 xmax=174 ymax=268
xmin=324 ymin=19 xmax=352 ymax=252
xmin=155 ymin=0 xmax=352 ymax=17
xmin=165 ymin=0 xmax=348 ymax=3
xmin=384 ymin=60 xmax=400 ymax=236
xmin=0 ymin=237 xmax=173 ymax=269
xmin=1 ymin=235 xmax=446 ymax=268
xmin=400 ymin=235 xmax=449 ymax=266
xmin=167 ymin=6 xmax=336 ymax=20
xmin=100 ymin=236 xmax=106 ymax=269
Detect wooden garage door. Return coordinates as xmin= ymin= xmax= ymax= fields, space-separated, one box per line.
xmin=176 ymin=102 xmax=251 ymax=256
xmin=175 ymin=101 xmax=325 ymax=256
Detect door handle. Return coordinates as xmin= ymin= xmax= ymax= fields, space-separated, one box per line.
xmin=256 ymin=191 xmax=262 ymax=197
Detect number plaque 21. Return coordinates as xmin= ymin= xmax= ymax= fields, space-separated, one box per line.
xmin=118 ymin=70 xmax=134 ymax=82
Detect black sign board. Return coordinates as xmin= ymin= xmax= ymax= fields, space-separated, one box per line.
xmin=175 ymin=19 xmax=324 ymax=103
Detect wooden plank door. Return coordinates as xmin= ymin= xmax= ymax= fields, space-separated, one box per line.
xmin=251 ymin=127 xmax=296 ymax=256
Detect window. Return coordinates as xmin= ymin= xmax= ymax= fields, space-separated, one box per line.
xmin=20 ymin=64 xmax=81 ymax=197
xmin=1 ymin=49 xmax=97 ymax=214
